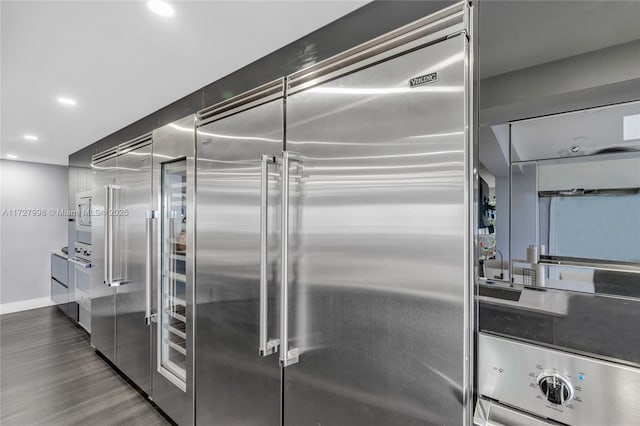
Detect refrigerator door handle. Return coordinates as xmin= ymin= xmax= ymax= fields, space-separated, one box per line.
xmin=145 ymin=210 xmax=157 ymax=325
xmin=104 ymin=185 xmax=111 ymax=286
xmin=108 ymin=185 xmax=124 ymax=287
xmin=280 ymin=151 xmax=300 ymax=367
xmin=259 ymin=155 xmax=279 ymax=357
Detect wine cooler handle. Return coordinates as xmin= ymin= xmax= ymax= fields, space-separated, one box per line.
xmin=280 ymin=151 xmax=300 ymax=367
xmin=145 ymin=210 xmax=157 ymax=325
xmin=259 ymin=155 xmax=279 ymax=357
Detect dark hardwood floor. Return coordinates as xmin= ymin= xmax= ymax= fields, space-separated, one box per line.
xmin=0 ymin=306 xmax=171 ymax=426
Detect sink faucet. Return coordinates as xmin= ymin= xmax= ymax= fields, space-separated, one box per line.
xmin=494 ymin=248 xmax=504 ymax=280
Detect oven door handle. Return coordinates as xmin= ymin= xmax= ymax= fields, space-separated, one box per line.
xmin=68 ymin=258 xmax=92 ymax=269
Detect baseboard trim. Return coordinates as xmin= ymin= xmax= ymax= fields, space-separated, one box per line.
xmin=0 ymin=297 xmax=54 ymax=315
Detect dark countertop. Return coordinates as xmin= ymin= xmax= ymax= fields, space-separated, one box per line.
xmin=479 ymin=283 xmax=640 ymax=368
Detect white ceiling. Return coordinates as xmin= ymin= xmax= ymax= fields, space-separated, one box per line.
xmin=480 ymin=101 xmax=640 ymax=178
xmin=1 ymin=0 xmax=368 ymax=166
xmin=6 ymin=1 xmax=640 ymax=167
xmin=479 ymin=1 xmax=640 ymax=78
xmin=511 ymin=100 xmax=640 ymax=161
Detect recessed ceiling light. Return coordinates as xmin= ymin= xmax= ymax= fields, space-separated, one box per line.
xmin=6 ymin=154 xmax=18 ymax=159
xmin=147 ymin=0 xmax=174 ymax=17
xmin=23 ymin=134 xmax=39 ymax=141
xmin=570 ymin=145 xmax=580 ymax=153
xmin=57 ymin=96 xmax=77 ymax=106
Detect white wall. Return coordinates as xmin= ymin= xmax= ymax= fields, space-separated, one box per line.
xmin=510 ymin=163 xmax=538 ymax=261
xmin=480 ymin=40 xmax=640 ymax=125
xmin=0 ymin=160 xmax=68 ymax=312
xmin=494 ymin=176 xmax=509 ymax=259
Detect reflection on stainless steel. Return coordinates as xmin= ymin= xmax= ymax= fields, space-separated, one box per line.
xmin=259 ymin=155 xmax=279 ymax=357
xmin=288 ymin=131 xmax=464 ymax=146
xmin=307 ymin=85 xmax=464 ymax=95
xmin=68 ymin=257 xmax=91 ymax=268
xmin=195 ymin=90 xmax=283 ymax=425
xmin=283 ymin=33 xmax=470 ymax=425
xmin=407 ymin=130 xmax=465 ymax=139
xmin=479 ymin=284 xmax=569 ymax=316
xmin=115 ymin=141 xmax=152 ymax=393
xmin=168 ymin=123 xmax=193 ymax=132
xmin=196 ymin=129 xmax=280 ymax=143
xmin=480 ymin=102 xmax=640 ymax=426
xmin=91 ymin=136 xmax=152 ymax=393
xmin=91 ymin=153 xmax=117 ymax=363
xmin=509 ymin=103 xmax=640 ymax=295
xmin=279 ymin=151 xmax=300 ymax=368
xmin=286 ymin=2 xmax=465 ymax=94
xmin=539 ymin=255 xmax=640 ymax=274
xmin=474 ymin=397 xmax=560 ymax=426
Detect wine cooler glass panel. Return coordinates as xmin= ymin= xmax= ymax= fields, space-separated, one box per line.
xmin=160 ymin=159 xmax=187 ymax=386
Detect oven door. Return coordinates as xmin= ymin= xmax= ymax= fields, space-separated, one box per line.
xmin=76 ymin=192 xmax=92 ymax=231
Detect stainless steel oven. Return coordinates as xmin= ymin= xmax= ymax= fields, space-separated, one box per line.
xmin=69 ymin=241 xmax=92 ymax=331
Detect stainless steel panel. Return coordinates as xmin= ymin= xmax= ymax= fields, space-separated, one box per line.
xmin=474 ymin=398 xmax=555 ymax=426
xmin=91 ymin=156 xmax=117 ymax=362
xmin=279 ymin=152 xmax=299 ymax=368
xmin=151 ymin=115 xmax=195 ymax=426
xmin=51 ymin=253 xmax=68 ymax=283
xmin=478 ymin=333 xmax=640 ymax=425
xmin=195 ymin=99 xmax=283 ymax=425
xmin=68 ymin=261 xmax=77 ymax=311
xmin=79 ymin=305 xmax=91 ymax=333
xmin=287 ymin=1 xmax=466 ymax=94
xmin=116 ymin=142 xmax=152 ymax=395
xmin=479 ymin=285 xmax=640 ymax=366
xmin=51 ymin=278 xmax=69 ymax=307
xmin=76 ymin=230 xmax=91 ymax=245
xmin=284 ymin=35 xmax=469 ymax=425
xmin=75 ymin=266 xmax=91 ymax=293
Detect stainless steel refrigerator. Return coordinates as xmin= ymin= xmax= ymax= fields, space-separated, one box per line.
xmin=196 ymin=81 xmax=285 ymax=425
xmin=91 ymin=118 xmax=195 ymax=425
xmin=91 ymin=134 xmax=153 ymax=394
xmin=195 ymin=2 xmax=473 ymax=424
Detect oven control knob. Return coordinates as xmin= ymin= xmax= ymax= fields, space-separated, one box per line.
xmin=538 ymin=373 xmax=574 ymax=405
